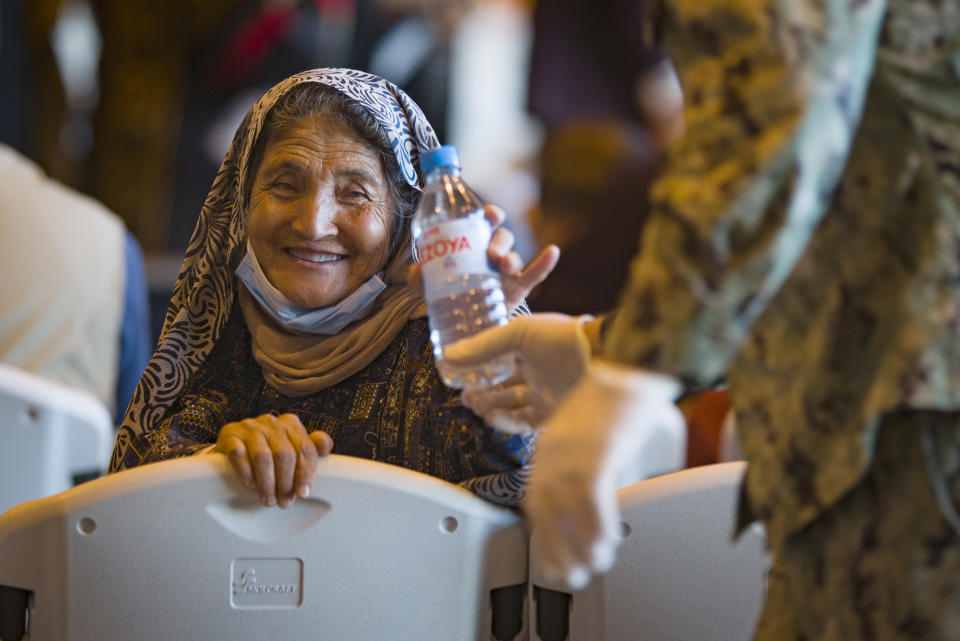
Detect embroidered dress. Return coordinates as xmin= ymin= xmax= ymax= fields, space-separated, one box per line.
xmin=118 ymin=302 xmax=532 ymax=504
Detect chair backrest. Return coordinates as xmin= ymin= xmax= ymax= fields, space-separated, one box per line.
xmin=529 ymin=462 xmax=770 ymax=641
xmin=0 ymin=364 xmax=113 ymax=517
xmin=613 ymin=404 xmax=687 ymax=489
xmin=0 ymin=454 xmax=529 ymax=641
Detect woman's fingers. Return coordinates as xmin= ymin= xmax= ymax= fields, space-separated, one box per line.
xmin=408 ymin=204 xmax=559 ymax=314
xmin=216 ymin=414 xmax=333 ymax=508
xmin=483 ymin=203 xmax=507 ymax=228
xmin=219 ymin=434 xmax=255 ymax=489
xmin=279 ymin=414 xmax=318 ymax=501
xmin=265 ymin=418 xmax=298 ymax=507
xmin=310 ymin=430 xmax=335 ymax=455
xmin=499 ymin=252 xmax=526 ymax=280
xmin=487 ymin=224 xmax=560 ymax=312
xmin=510 ymin=244 xmax=560 ymax=294
xmin=487 ymin=226 xmax=516 ymax=264
xmin=247 ymin=429 xmax=277 ymax=506
xmin=497 ymin=244 xmax=560 ymax=312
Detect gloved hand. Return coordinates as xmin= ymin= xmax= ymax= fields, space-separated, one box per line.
xmin=524 ymin=360 xmax=683 ymax=589
xmin=443 ymin=313 xmax=594 ymax=433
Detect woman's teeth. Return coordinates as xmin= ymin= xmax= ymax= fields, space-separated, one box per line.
xmin=289 ymin=249 xmax=341 ymax=263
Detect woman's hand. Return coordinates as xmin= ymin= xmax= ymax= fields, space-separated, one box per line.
xmin=214 ymin=413 xmax=334 ymax=507
xmin=483 ymin=205 xmax=560 ymax=313
xmin=408 ymin=204 xmax=560 ymax=314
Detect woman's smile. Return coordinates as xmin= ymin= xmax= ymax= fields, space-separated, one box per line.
xmin=246 ymin=116 xmax=394 ymax=309
xmin=285 ymin=247 xmax=346 ymax=264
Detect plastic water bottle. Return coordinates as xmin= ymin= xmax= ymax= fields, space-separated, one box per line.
xmin=412 ymin=145 xmax=515 ymax=388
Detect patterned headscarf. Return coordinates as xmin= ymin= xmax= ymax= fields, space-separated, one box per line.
xmin=113 ymin=69 xmax=440 ymax=468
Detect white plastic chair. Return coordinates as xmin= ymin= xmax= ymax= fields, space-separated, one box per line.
xmin=0 ymin=363 xmax=113 ymax=517
xmin=529 ymin=462 xmax=770 ymax=641
xmin=613 ymin=405 xmax=687 ymax=489
xmin=0 ymin=454 xmax=529 ymax=641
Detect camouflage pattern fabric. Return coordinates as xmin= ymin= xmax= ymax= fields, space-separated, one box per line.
xmin=599 ymin=0 xmax=960 ymax=637
xmin=756 ymin=411 xmax=960 ymax=640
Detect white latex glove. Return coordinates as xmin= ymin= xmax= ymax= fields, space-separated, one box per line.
xmin=444 ymin=313 xmax=593 ymax=433
xmin=525 ymin=360 xmax=683 ymax=590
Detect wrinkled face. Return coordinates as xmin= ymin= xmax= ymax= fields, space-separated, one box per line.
xmin=247 ymin=116 xmax=394 ymax=309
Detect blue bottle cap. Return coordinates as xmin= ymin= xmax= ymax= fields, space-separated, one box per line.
xmin=419 ymin=145 xmax=461 ymax=176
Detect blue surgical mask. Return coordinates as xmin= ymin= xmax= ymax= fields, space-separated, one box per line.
xmin=235 ymin=242 xmax=387 ymax=335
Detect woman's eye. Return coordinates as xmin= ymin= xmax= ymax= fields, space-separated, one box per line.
xmin=268 ymin=180 xmax=299 ymax=196
xmin=342 ymin=190 xmax=369 ymax=201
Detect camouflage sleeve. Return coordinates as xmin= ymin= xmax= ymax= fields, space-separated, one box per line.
xmin=601 ymin=0 xmax=887 ymax=386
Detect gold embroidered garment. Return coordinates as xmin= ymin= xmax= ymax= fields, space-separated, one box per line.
xmin=114 ymin=305 xmax=532 ymax=504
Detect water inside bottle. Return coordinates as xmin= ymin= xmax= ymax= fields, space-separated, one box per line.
xmin=426 ymin=273 xmax=515 ymax=388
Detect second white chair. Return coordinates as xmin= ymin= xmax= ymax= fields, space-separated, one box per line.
xmin=0 ymin=363 xmax=113 ymax=517
xmin=529 ymin=462 xmax=770 ymax=641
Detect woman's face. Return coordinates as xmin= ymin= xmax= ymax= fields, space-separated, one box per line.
xmin=247 ymin=116 xmax=394 ymax=309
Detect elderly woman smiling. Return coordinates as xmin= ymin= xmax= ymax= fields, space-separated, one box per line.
xmin=109 ymin=69 xmax=557 ymax=508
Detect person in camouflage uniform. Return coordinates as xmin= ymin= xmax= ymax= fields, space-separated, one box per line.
xmin=448 ymin=0 xmax=960 ymax=637
xmin=602 ymin=1 xmax=960 ymax=636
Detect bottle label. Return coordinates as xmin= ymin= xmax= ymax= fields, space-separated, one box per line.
xmin=417 ymin=218 xmax=494 ymax=285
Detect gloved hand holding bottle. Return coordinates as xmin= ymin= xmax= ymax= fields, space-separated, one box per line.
xmin=443 ymin=313 xmax=685 ymax=589
xmin=444 ymin=313 xmax=596 ymax=433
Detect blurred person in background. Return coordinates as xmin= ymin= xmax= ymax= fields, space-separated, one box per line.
xmin=0 ymin=143 xmax=151 ymax=424
xmin=91 ymin=0 xmax=276 ymax=252
xmin=0 ymin=0 xmax=76 ymax=183
xmin=524 ymin=0 xmax=683 ymax=317
xmin=446 ymin=1 xmax=960 ymax=638
xmin=0 ymin=0 xmax=248 ymax=250
xmin=350 ymin=0 xmax=476 ymax=142
xmin=523 ymin=0 xmax=727 ymax=468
